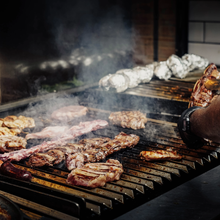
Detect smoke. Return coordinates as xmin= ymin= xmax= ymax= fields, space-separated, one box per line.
xmin=3 ymin=0 xmax=136 ymax=99
xmin=44 ymin=0 xmax=134 ymax=81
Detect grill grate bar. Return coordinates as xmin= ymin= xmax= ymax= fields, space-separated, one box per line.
xmin=123 ymin=163 xmax=172 ymax=181
xmin=0 ymin=190 xmax=79 ymax=220
xmin=121 ymin=174 xmax=154 ymax=190
xmin=156 ymin=161 xmax=189 ymax=173
xmin=122 ymin=157 xmax=181 ymax=177
xmin=2 ymin=99 xmax=220 ymax=219
xmin=103 ymin=183 xmax=134 ymax=199
xmin=110 ymin=180 xmax=145 ymax=194
xmin=15 ymin=164 xmax=125 ymax=207
xmin=123 ymin=168 xmax=163 ymax=185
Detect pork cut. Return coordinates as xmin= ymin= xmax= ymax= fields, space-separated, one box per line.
xmin=140 ymin=149 xmax=182 ymax=161
xmin=60 ymin=120 xmax=108 ymax=141
xmin=109 ymin=111 xmax=147 ymax=130
xmin=25 ymin=120 xmax=108 ymax=140
xmin=25 ymin=126 xmax=69 ymax=140
xmin=51 ymin=105 xmax=88 ymax=121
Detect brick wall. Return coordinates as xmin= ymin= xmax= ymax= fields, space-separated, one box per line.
xmin=158 ymin=0 xmax=176 ymax=61
xmin=131 ymin=0 xmax=154 ymax=65
xmin=131 ymin=0 xmax=176 ymax=64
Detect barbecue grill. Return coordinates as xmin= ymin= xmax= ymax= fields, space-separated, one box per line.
xmin=0 ymin=80 xmax=219 ymax=220
xmin=0 ymin=1 xmax=219 ymax=219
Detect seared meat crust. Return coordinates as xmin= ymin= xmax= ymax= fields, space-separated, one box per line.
xmin=66 ymin=159 xmax=123 ymax=188
xmin=140 ymin=149 xmax=182 ymax=161
xmin=51 ymin=105 xmax=88 ymax=121
xmin=0 ymin=135 xmax=27 ymax=152
xmin=109 ymin=111 xmax=147 ymax=130
xmin=189 ymin=63 xmax=220 ymax=108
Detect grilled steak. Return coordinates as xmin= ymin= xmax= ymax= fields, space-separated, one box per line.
xmin=140 ymin=149 xmax=182 ymax=161
xmin=109 ymin=111 xmax=147 ymax=129
xmin=25 ymin=148 xmax=66 ymax=167
xmin=0 ymin=136 xmax=27 ymax=153
xmin=25 ymin=143 xmax=85 ymax=167
xmin=55 ymin=143 xmax=84 ymax=153
xmin=114 ymin=132 xmax=140 ymax=148
xmin=79 ymin=137 xmax=111 ymax=148
xmin=46 ymin=149 xmax=65 ymax=164
xmin=66 ymin=159 xmax=123 ymax=188
xmin=66 ymin=153 xmax=85 ymax=170
xmin=51 ymin=105 xmax=88 ymax=121
xmin=84 ymin=159 xmax=123 ymax=182
xmin=65 ymin=132 xmax=139 ymax=170
xmin=26 ymin=153 xmax=56 ymax=167
xmin=25 ymin=131 xmax=139 ymax=170
xmin=189 ymin=63 xmax=220 ymax=108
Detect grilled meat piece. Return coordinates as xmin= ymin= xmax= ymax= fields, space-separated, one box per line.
xmin=0 ymin=120 xmax=107 ymax=164
xmin=0 ymin=119 xmax=4 ymax=127
xmin=65 ymin=132 xmax=139 ymax=170
xmin=0 ymin=136 xmax=27 ymax=153
xmin=0 ymin=127 xmax=18 ymax=136
xmin=0 ymin=139 xmax=65 ymax=162
xmin=0 ymin=161 xmax=32 ymax=182
xmin=96 ymin=132 xmax=139 ymax=156
xmin=109 ymin=111 xmax=147 ymax=130
xmin=2 ymin=115 xmax=35 ymax=130
xmin=114 ymin=132 xmax=140 ymax=148
xmin=140 ymin=149 xmax=182 ymax=161
xmin=51 ymin=105 xmax=88 ymax=121
xmin=26 ymin=149 xmax=65 ymax=167
xmin=84 ymin=159 xmax=123 ymax=182
xmin=47 ymin=149 xmax=65 ymax=164
xmin=26 ymin=153 xmax=56 ymax=167
xmin=189 ymin=63 xmax=220 ymax=108
xmin=60 ymin=120 xmax=108 ymax=141
xmin=26 ymin=120 xmax=108 ymax=141
xmin=67 ymin=168 xmax=107 ymax=188
xmin=66 ymin=159 xmax=123 ymax=188
xmin=24 ymin=131 xmax=139 ymax=170
xmin=55 ymin=143 xmax=84 ymax=154
xmin=26 ymin=126 xmax=69 ymax=140
xmin=66 ymin=153 xmax=85 ymax=170
xmin=83 ymin=148 xmax=107 ymax=163
xmin=25 ymin=143 xmax=85 ymax=168
xmin=79 ymin=137 xmax=111 ymax=148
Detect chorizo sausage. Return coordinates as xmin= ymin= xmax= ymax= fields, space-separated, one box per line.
xmin=0 ymin=161 xmax=32 ymax=181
